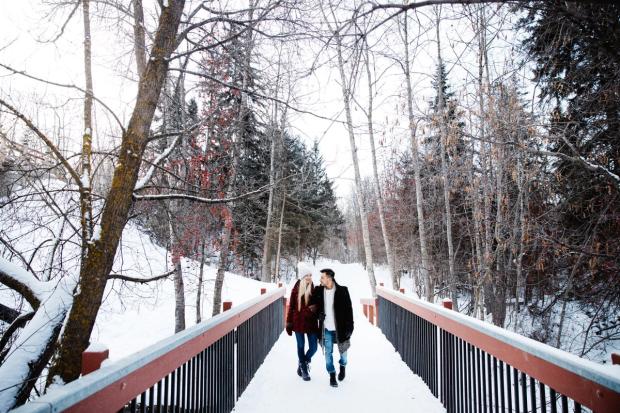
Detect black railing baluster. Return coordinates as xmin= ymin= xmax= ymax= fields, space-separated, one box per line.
xmin=476 ymin=348 xmax=482 ymax=413
xmin=561 ymin=395 xmax=568 ymax=413
xmin=467 ymin=343 xmax=473 ymax=413
xmin=506 ymin=364 xmax=512 ymax=413
xmin=156 ymin=379 xmax=162 ymax=413
xmin=140 ymin=391 xmax=146 ymax=413
xmin=130 ymin=398 xmax=137 ymax=413
xmin=487 ymin=353 xmax=493 ymax=413
xmin=521 ymin=372 xmax=528 ymax=413
xmin=513 ymin=367 xmax=520 ymax=413
xmin=492 ymin=357 xmax=498 ymax=413
xmin=550 ymin=388 xmax=557 ymax=413
xmin=530 ymin=376 xmax=537 ymax=413
xmin=498 ymin=360 xmax=504 ymax=413
xmin=482 ymin=351 xmax=488 ymax=413
xmin=540 ymin=382 xmax=547 ymax=413
xmin=459 ymin=340 xmax=465 ymax=413
xmin=164 ymin=375 xmax=169 ymax=413
xmin=148 ymin=385 xmax=155 ymax=413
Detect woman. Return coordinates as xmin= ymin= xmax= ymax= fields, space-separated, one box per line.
xmin=286 ymin=262 xmax=319 ymax=381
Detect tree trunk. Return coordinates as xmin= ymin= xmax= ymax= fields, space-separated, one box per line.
xmin=274 ymin=192 xmax=286 ymax=281
xmin=196 ymin=240 xmax=206 ymax=324
xmin=364 ymin=43 xmax=398 ymax=290
xmin=402 ymin=14 xmax=432 ymax=300
xmin=47 ymin=2 xmax=186 ymax=385
xmin=212 ymin=216 xmax=232 ymax=316
xmin=132 ymin=0 xmax=147 ymax=76
xmin=80 ymin=0 xmax=94 ymax=257
xmin=213 ymin=0 xmax=255 ymax=313
xmin=435 ymin=16 xmax=457 ymax=308
xmin=333 ymin=27 xmax=377 ymax=297
xmin=169 ymin=217 xmax=186 ymax=333
xmin=261 ymin=122 xmax=278 ymax=282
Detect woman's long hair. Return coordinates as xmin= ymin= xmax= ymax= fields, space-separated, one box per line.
xmin=297 ymin=279 xmax=313 ymax=311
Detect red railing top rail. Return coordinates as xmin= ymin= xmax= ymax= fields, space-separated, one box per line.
xmin=11 ymin=287 xmax=286 ymax=413
xmin=376 ymin=286 xmax=620 ymax=413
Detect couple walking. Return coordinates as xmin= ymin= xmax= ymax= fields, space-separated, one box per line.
xmin=285 ymin=263 xmax=354 ymax=387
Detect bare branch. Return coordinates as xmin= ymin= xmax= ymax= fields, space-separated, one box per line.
xmin=0 ymin=257 xmax=45 ymax=310
xmin=0 ymin=97 xmax=84 ymax=189
xmin=0 ymin=63 xmax=126 ymax=134
xmin=108 ymin=270 xmax=175 ymax=284
xmin=133 ymin=183 xmax=268 ymax=204
xmin=135 ymin=134 xmax=182 ymax=191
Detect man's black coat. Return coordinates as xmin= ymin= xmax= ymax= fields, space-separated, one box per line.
xmin=310 ymin=282 xmax=354 ymax=343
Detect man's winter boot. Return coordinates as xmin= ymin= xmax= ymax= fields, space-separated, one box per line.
xmin=297 ymin=363 xmax=302 ymax=377
xmin=301 ymin=361 xmax=311 ymax=381
xmin=338 ymin=365 xmax=346 ymax=381
xmin=329 ymin=373 xmax=338 ymax=387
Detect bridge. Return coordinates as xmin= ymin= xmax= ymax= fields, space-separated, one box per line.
xmin=9 ymin=266 xmax=620 ymax=413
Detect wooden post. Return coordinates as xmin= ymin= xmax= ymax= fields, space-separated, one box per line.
xmin=223 ymin=301 xmax=233 ymax=312
xmin=442 ymin=298 xmax=453 ymax=310
xmin=379 ymin=282 xmax=384 ymax=287
xmin=260 ymin=288 xmax=267 ymax=295
xmin=278 ymin=282 xmax=283 ymax=288
xmin=399 ymin=288 xmax=405 ymax=294
xmin=368 ymin=304 xmax=375 ymax=325
xmin=82 ymin=346 xmax=109 ymax=376
xmin=375 ymin=298 xmax=379 ymax=326
xmin=612 ymin=353 xmax=620 ymax=365
xmin=363 ymin=304 xmax=368 ymax=318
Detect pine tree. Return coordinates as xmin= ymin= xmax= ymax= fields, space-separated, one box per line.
xmin=521 ymin=2 xmax=620 ymax=302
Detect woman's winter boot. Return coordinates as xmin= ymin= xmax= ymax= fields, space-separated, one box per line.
xmin=301 ymin=361 xmax=310 ymax=381
xmin=329 ymin=372 xmax=338 ymax=387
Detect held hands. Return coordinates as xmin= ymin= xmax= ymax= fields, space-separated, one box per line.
xmin=286 ymin=322 xmax=293 ymax=336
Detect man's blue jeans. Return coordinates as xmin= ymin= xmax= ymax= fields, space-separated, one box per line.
xmin=295 ymin=332 xmax=318 ymax=364
xmin=323 ymin=329 xmax=347 ymax=374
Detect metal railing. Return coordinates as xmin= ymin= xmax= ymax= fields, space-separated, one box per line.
xmin=11 ymin=288 xmax=286 ymax=413
xmin=375 ymin=287 xmax=620 ymax=413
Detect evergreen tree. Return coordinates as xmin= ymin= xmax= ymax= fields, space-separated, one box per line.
xmin=521 ymin=2 xmax=620 ymax=301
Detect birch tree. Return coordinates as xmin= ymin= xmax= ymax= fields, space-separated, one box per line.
xmin=400 ymin=10 xmax=432 ymax=300
xmin=323 ymin=2 xmax=377 ymax=296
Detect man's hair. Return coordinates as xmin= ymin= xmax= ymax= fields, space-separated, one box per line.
xmin=320 ymin=268 xmax=335 ymax=278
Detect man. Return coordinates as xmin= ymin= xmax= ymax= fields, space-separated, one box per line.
xmin=310 ymin=268 xmax=354 ymax=388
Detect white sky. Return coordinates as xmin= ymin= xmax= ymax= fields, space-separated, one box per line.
xmin=0 ymin=1 xmax=528 ymax=201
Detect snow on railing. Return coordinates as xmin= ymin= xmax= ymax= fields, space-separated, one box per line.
xmin=10 ymin=287 xmax=286 ymax=413
xmin=375 ymin=286 xmax=620 ymax=413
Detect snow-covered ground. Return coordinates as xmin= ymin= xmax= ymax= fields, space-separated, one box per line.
xmin=233 ymin=260 xmax=445 ymax=413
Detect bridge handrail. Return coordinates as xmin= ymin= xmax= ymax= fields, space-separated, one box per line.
xmin=376 ymin=286 xmax=620 ymax=412
xmin=11 ymin=287 xmax=286 ymax=413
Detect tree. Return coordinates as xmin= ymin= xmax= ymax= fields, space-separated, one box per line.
xmin=520 ymin=1 xmax=620 ymax=343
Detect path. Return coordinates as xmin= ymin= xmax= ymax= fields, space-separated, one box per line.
xmin=233 ymin=262 xmax=445 ymax=413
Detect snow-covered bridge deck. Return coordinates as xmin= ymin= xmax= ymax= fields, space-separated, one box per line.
xmin=233 ymin=310 xmax=444 ymax=412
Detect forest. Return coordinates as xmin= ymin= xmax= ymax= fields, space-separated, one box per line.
xmin=0 ymin=1 xmax=618 ymax=410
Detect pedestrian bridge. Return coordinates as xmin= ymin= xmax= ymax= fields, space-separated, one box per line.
xmin=9 ymin=282 xmax=620 ymax=413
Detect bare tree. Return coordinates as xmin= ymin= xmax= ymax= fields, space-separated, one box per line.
xmin=323 ymin=2 xmax=377 ymax=297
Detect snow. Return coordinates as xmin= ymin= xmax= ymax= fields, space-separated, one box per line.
xmin=80 ymin=171 xmax=89 ymax=188
xmin=85 ymin=342 xmax=108 ymax=353
xmin=233 ymin=261 xmax=445 ymax=413
xmin=0 ymin=276 xmax=76 ymax=412
xmin=90 ymin=224 xmax=101 ymax=242
xmin=0 ymin=257 xmax=48 ymax=300
xmin=134 ymin=135 xmax=180 ymax=191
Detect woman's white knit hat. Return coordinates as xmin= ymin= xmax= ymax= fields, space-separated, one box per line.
xmin=297 ymin=261 xmax=314 ymax=277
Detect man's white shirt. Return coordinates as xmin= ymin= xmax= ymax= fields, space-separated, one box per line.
xmin=324 ymin=286 xmax=336 ymax=331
